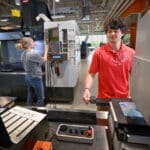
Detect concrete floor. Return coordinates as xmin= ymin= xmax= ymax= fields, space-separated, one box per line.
xmin=16 ymin=50 xmax=98 ymax=111
xmin=49 ymin=50 xmax=98 ymax=111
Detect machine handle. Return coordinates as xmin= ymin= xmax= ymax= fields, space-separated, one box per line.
xmin=89 ymin=96 xmax=110 ymax=106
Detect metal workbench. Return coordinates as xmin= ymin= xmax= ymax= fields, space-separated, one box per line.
xmin=0 ymin=106 xmax=109 ymax=150
xmin=48 ymin=121 xmax=109 ymax=150
xmin=45 ymin=108 xmax=109 ymax=150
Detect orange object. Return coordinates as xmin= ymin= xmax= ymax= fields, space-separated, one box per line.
xmin=87 ymin=129 xmax=92 ymax=136
xmin=32 ymin=141 xmax=52 ymax=150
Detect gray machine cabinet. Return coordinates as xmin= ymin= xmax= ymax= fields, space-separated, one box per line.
xmin=130 ymin=10 xmax=150 ymax=124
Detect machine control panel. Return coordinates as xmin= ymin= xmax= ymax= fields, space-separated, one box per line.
xmin=56 ymin=123 xmax=94 ymax=144
xmin=109 ymin=100 xmax=150 ymax=145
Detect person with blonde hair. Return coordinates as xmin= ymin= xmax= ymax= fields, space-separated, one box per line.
xmin=16 ymin=37 xmax=48 ymax=106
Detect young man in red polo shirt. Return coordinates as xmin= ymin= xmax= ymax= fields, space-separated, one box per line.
xmin=83 ymin=17 xmax=135 ymax=105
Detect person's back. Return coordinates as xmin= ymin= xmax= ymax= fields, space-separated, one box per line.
xmin=16 ymin=37 xmax=48 ymax=106
xmin=21 ymin=50 xmax=43 ymax=79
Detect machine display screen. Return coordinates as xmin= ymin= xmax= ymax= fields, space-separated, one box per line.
xmin=48 ymin=28 xmax=59 ymax=41
xmin=34 ymin=40 xmax=45 ymax=56
xmin=48 ymin=27 xmax=60 ymax=53
xmin=0 ymin=40 xmax=24 ymax=71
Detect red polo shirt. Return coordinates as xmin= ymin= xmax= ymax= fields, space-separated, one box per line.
xmin=89 ymin=43 xmax=135 ymax=99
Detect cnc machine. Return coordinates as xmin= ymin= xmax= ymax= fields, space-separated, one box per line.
xmin=44 ymin=20 xmax=81 ymax=102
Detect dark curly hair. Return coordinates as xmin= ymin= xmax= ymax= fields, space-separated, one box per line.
xmin=104 ymin=17 xmax=127 ymax=34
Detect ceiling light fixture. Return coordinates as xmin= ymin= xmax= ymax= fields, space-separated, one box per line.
xmin=15 ymin=0 xmax=21 ymax=6
xmin=52 ymin=15 xmax=65 ymax=19
xmin=0 ymin=18 xmax=9 ymax=22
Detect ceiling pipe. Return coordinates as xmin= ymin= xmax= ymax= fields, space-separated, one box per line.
xmin=107 ymin=0 xmax=126 ymax=19
xmin=87 ymin=0 xmax=107 ymax=33
xmin=92 ymin=0 xmax=108 ymax=33
xmin=104 ymin=0 xmax=121 ymax=19
xmin=36 ymin=13 xmax=50 ymax=22
xmin=118 ymin=0 xmax=136 ymax=18
xmin=0 ymin=1 xmax=15 ymax=8
xmin=101 ymin=0 xmax=107 ymax=8
xmin=100 ymin=0 xmax=135 ymax=30
xmin=99 ymin=0 xmax=136 ymax=31
xmin=106 ymin=0 xmax=135 ymax=20
xmin=113 ymin=0 xmax=135 ymax=18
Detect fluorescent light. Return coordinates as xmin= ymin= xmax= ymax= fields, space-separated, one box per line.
xmin=52 ymin=15 xmax=65 ymax=19
xmin=15 ymin=0 xmax=21 ymax=5
xmin=82 ymin=15 xmax=90 ymax=21
xmin=0 ymin=18 xmax=8 ymax=22
xmin=55 ymin=0 xmax=60 ymax=2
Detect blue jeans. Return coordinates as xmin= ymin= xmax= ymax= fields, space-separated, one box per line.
xmin=25 ymin=75 xmax=45 ymax=106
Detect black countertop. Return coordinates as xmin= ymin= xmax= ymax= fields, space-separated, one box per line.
xmin=41 ymin=108 xmax=109 ymax=150
xmin=0 ymin=106 xmax=109 ymax=150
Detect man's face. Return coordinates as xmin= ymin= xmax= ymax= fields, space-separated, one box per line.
xmin=107 ymin=28 xmax=124 ymax=43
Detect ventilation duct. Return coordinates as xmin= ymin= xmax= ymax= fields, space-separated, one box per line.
xmin=101 ymin=0 xmax=107 ymax=8
xmin=21 ymin=0 xmax=53 ymax=29
xmin=82 ymin=0 xmax=90 ymax=20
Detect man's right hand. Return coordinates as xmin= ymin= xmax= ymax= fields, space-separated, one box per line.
xmin=83 ymin=89 xmax=91 ymax=104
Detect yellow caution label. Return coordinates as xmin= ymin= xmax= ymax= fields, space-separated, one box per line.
xmin=11 ymin=9 xmax=21 ymax=17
